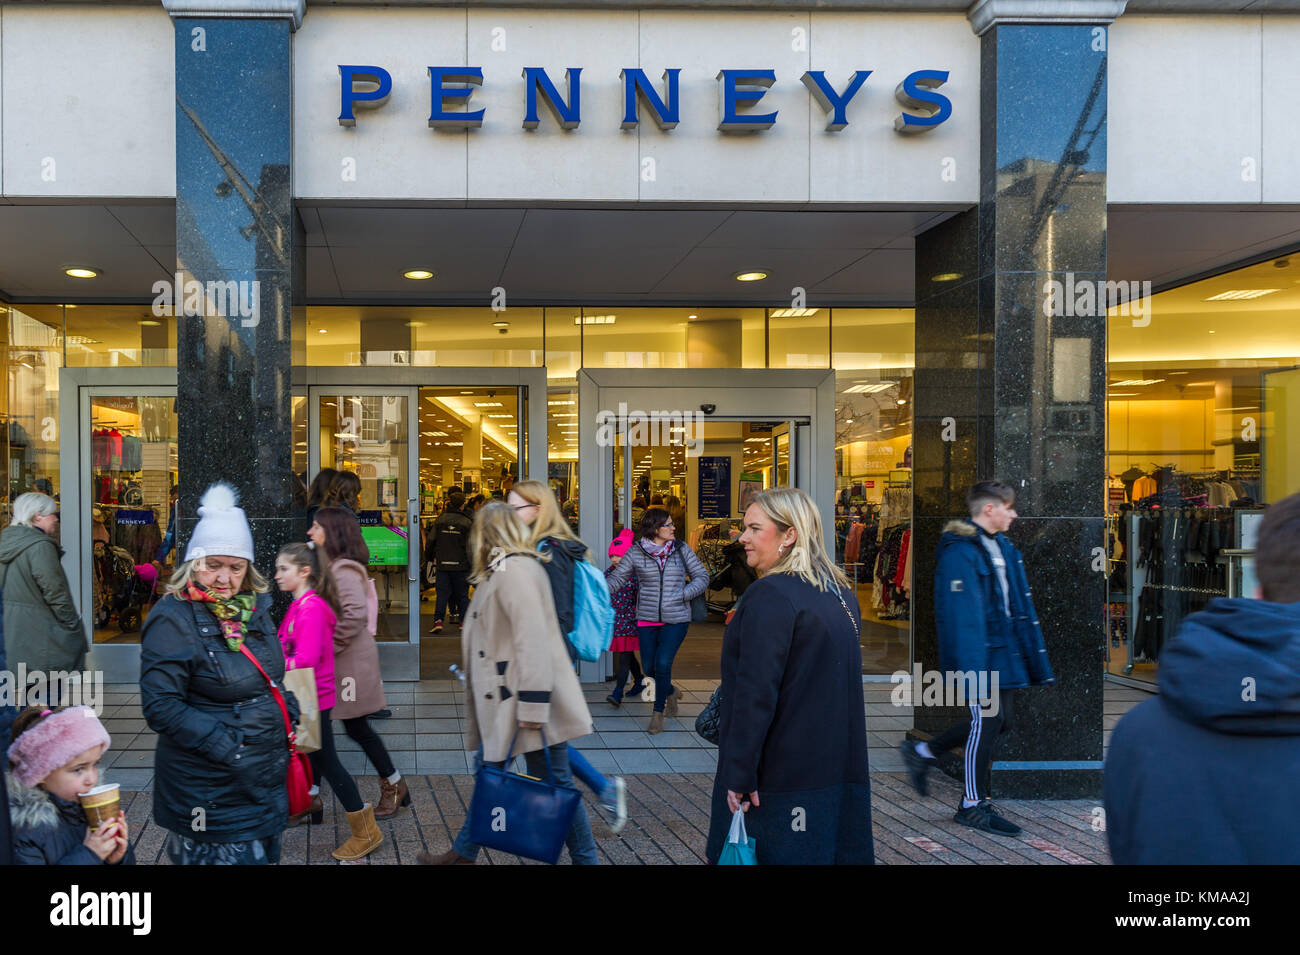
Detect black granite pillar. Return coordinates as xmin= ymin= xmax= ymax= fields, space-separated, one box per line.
xmin=911 ymin=22 xmax=1110 ymax=798
xmin=172 ymin=16 xmax=298 ymax=591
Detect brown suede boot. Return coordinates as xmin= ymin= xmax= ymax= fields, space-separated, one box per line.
xmin=374 ymin=776 xmax=410 ymax=819
xmin=416 ymin=848 xmax=476 ymax=865
xmin=332 ymin=804 xmax=384 ymax=862
xmin=648 ymin=711 xmax=665 ymax=735
xmin=665 ymin=685 xmax=681 ymax=717
xmin=288 ymin=794 xmax=323 ymax=827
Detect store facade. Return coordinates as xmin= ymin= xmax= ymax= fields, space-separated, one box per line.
xmin=2 ymin=0 xmax=1299 ymax=795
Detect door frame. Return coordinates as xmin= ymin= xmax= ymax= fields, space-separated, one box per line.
xmin=60 ymin=367 xmax=178 ymax=685
xmin=301 ymin=366 xmax=548 ymax=680
xmin=577 ymin=368 xmax=835 ymax=680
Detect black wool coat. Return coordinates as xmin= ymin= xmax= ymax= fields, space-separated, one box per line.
xmin=706 ymin=572 xmax=874 ymax=865
xmin=140 ymin=592 xmax=298 ymax=844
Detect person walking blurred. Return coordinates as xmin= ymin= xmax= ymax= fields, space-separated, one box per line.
xmin=427 ymin=490 xmax=472 ymax=634
xmin=418 ymin=502 xmax=598 ymax=865
xmin=606 ymin=507 xmax=708 ymax=735
xmin=705 ymin=487 xmax=873 ymax=865
xmin=309 ymin=507 xmax=408 ymax=817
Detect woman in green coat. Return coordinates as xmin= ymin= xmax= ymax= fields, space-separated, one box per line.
xmin=0 ymin=493 xmax=85 ymax=674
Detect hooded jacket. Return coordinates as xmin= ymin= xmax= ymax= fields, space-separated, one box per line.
xmin=1104 ymin=598 xmax=1300 ymax=864
xmin=537 ymin=536 xmax=591 ymax=648
xmin=140 ymin=591 xmax=298 ymax=843
xmin=7 ymin=772 xmax=136 ymax=865
xmin=0 ymin=524 xmax=85 ymax=673
xmin=933 ymin=519 xmax=1054 ymax=690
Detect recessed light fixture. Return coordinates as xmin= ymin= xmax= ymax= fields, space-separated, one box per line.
xmin=64 ymin=267 xmax=101 ymax=279
xmin=688 ymin=314 xmax=699 ymax=320
xmin=1208 ymin=330 xmax=1216 ymax=334
xmin=403 ymin=269 xmax=435 ymax=280
xmin=318 ymin=328 xmax=328 ymax=334
xmin=1204 ymin=289 xmax=1279 ymax=301
xmin=896 ymin=398 xmax=907 ymax=405
xmin=492 ymin=321 xmax=509 ymax=329
xmin=138 ymin=319 xmax=162 ymax=327
xmin=931 ymin=272 xmax=963 ymax=282
xmin=405 ymin=320 xmax=427 ymax=328
xmin=734 ymin=270 xmax=769 ymax=282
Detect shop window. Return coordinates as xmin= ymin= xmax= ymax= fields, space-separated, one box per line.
xmin=832 ymin=308 xmax=916 ymax=676
xmin=580 ymin=307 xmax=765 ymax=369
xmin=62 ymin=305 xmax=177 ymax=368
xmin=5 ymin=307 xmax=63 ymax=516
xmin=1105 ymin=255 xmax=1299 ymax=686
xmin=767 ymin=307 xmax=829 ymax=368
xmin=305 ymin=306 xmax=543 ymax=367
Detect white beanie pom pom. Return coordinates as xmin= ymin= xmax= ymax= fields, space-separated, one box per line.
xmin=197 ymin=481 xmax=240 ymax=517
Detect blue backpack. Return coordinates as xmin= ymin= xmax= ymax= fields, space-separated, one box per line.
xmin=568 ymin=559 xmax=615 ymax=662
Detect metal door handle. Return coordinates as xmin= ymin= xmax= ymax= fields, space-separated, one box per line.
xmin=407 ymin=497 xmax=419 ymax=582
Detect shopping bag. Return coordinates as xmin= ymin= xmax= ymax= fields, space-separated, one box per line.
xmin=717 ymin=808 xmax=757 ymax=865
xmin=468 ymin=732 xmax=583 ymax=865
xmin=282 ymin=666 xmax=322 ymax=754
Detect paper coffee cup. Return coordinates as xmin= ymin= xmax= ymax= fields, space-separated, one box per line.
xmin=78 ymin=783 xmax=121 ymax=830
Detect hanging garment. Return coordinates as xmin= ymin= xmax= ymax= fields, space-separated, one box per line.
xmin=845 ymin=522 xmax=865 ymax=565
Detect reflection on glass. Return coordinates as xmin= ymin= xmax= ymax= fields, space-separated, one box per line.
xmin=305 ymin=307 xmax=543 ymax=367
xmin=89 ymin=396 xmax=178 ymax=646
xmin=547 ymin=387 xmax=578 ymax=533
xmin=319 ymin=395 xmax=411 ymax=642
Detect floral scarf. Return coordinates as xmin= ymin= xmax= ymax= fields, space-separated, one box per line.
xmin=640 ymin=537 xmax=674 ymax=570
xmin=185 ymin=582 xmax=256 ymax=651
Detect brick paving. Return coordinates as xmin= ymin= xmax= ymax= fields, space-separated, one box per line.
xmin=99 ymin=678 xmax=1127 ymax=864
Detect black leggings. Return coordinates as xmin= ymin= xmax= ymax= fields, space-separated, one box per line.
xmin=928 ymin=689 xmax=1016 ymax=803
xmin=341 ymin=715 xmax=396 ymax=779
xmin=613 ymin=651 xmax=644 ymax=689
xmin=307 ymin=708 xmax=364 ymax=813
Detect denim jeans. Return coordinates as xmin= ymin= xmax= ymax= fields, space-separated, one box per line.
xmin=637 ymin=622 xmax=689 ymax=712
xmin=566 ymin=746 xmax=606 ymax=797
xmin=452 ymin=743 xmax=598 ymax=865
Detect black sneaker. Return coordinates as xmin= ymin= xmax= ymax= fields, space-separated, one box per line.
xmin=954 ymin=800 xmax=1022 ymax=837
xmin=899 ymin=741 xmax=936 ymax=796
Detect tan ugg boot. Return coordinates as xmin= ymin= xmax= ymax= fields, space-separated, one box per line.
xmin=648 ymin=711 xmax=665 ymax=735
xmin=332 ymin=804 xmax=384 ymax=862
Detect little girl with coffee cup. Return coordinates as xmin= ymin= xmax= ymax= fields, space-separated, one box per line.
xmin=6 ymin=705 xmax=134 ymax=865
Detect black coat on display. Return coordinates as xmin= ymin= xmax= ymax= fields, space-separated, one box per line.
xmin=1105 ymin=598 xmax=1300 ymax=864
xmin=140 ymin=592 xmax=298 ymax=844
xmin=705 ymin=572 xmax=874 ymax=865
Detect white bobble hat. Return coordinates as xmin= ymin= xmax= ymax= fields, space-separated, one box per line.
xmin=184 ymin=482 xmax=255 ymax=563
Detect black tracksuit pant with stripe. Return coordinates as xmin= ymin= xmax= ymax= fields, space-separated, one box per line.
xmin=928 ymin=689 xmax=1016 ymax=804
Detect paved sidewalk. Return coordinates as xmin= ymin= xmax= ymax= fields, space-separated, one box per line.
xmin=101 ymin=678 xmax=1115 ymax=864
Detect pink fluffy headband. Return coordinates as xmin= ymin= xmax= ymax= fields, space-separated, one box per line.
xmin=7 ymin=707 xmax=111 ymax=788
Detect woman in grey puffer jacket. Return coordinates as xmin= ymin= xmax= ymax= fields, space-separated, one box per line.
xmin=606 ymin=508 xmax=708 ymax=734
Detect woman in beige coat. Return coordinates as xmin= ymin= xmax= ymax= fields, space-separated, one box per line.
xmin=418 ymin=501 xmax=597 ymax=865
xmin=308 ymin=507 xmax=407 ymax=818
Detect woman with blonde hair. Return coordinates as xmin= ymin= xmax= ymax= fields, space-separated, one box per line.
xmin=140 ymin=483 xmax=297 ymax=865
xmin=504 ymin=480 xmax=628 ymax=832
xmin=419 ymin=501 xmax=598 ymax=865
xmin=705 ymin=487 xmax=873 ymax=865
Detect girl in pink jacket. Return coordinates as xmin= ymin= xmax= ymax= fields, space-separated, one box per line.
xmin=274 ymin=542 xmax=382 ymax=861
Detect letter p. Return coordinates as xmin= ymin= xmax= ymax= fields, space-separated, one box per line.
xmin=339 ymin=65 xmax=393 ymax=128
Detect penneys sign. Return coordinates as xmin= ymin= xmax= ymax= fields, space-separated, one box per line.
xmin=337 ymin=65 xmax=953 ymax=134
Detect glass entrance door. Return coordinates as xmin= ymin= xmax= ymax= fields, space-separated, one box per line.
xmin=309 ymin=388 xmax=421 ymax=679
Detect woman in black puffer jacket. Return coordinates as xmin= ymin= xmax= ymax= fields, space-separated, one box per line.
xmin=140 ymin=484 xmax=297 ymax=866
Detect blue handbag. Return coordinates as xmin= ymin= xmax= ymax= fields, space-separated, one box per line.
xmin=468 ymin=730 xmax=583 ymax=865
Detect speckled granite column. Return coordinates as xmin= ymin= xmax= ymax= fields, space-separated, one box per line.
xmin=911 ymin=17 xmax=1112 ymax=798
xmin=170 ymin=9 xmax=300 ymax=592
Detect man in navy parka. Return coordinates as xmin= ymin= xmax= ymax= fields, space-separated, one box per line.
xmin=1105 ymin=491 xmax=1300 ymax=864
xmin=900 ymin=480 xmax=1054 ymax=836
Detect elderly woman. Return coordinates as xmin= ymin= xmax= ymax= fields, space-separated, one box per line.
xmin=419 ymin=501 xmax=597 ymax=865
xmin=0 ymin=492 xmax=85 ymax=678
xmin=140 ymin=483 xmax=298 ymax=865
xmin=705 ymin=487 xmax=873 ymax=865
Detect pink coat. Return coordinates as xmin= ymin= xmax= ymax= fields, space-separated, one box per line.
xmin=279 ymin=589 xmax=339 ymax=711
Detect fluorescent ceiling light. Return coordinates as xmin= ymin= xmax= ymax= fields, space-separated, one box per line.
xmin=1214 ymin=406 xmax=1260 ymax=412
xmin=844 ymin=382 xmax=896 ymax=394
xmin=473 ymin=401 xmax=503 ymax=407
xmin=1107 ymin=392 xmax=1141 ymax=397
xmin=1203 ymin=289 xmax=1279 ymax=301
xmin=769 ymin=308 xmax=820 ymax=318
xmin=1110 ymin=379 xmax=1165 ymax=387
xmin=573 ymin=314 xmax=616 ymax=325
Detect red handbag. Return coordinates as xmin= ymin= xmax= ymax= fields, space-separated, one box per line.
xmin=238 ymin=643 xmax=314 ymax=817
